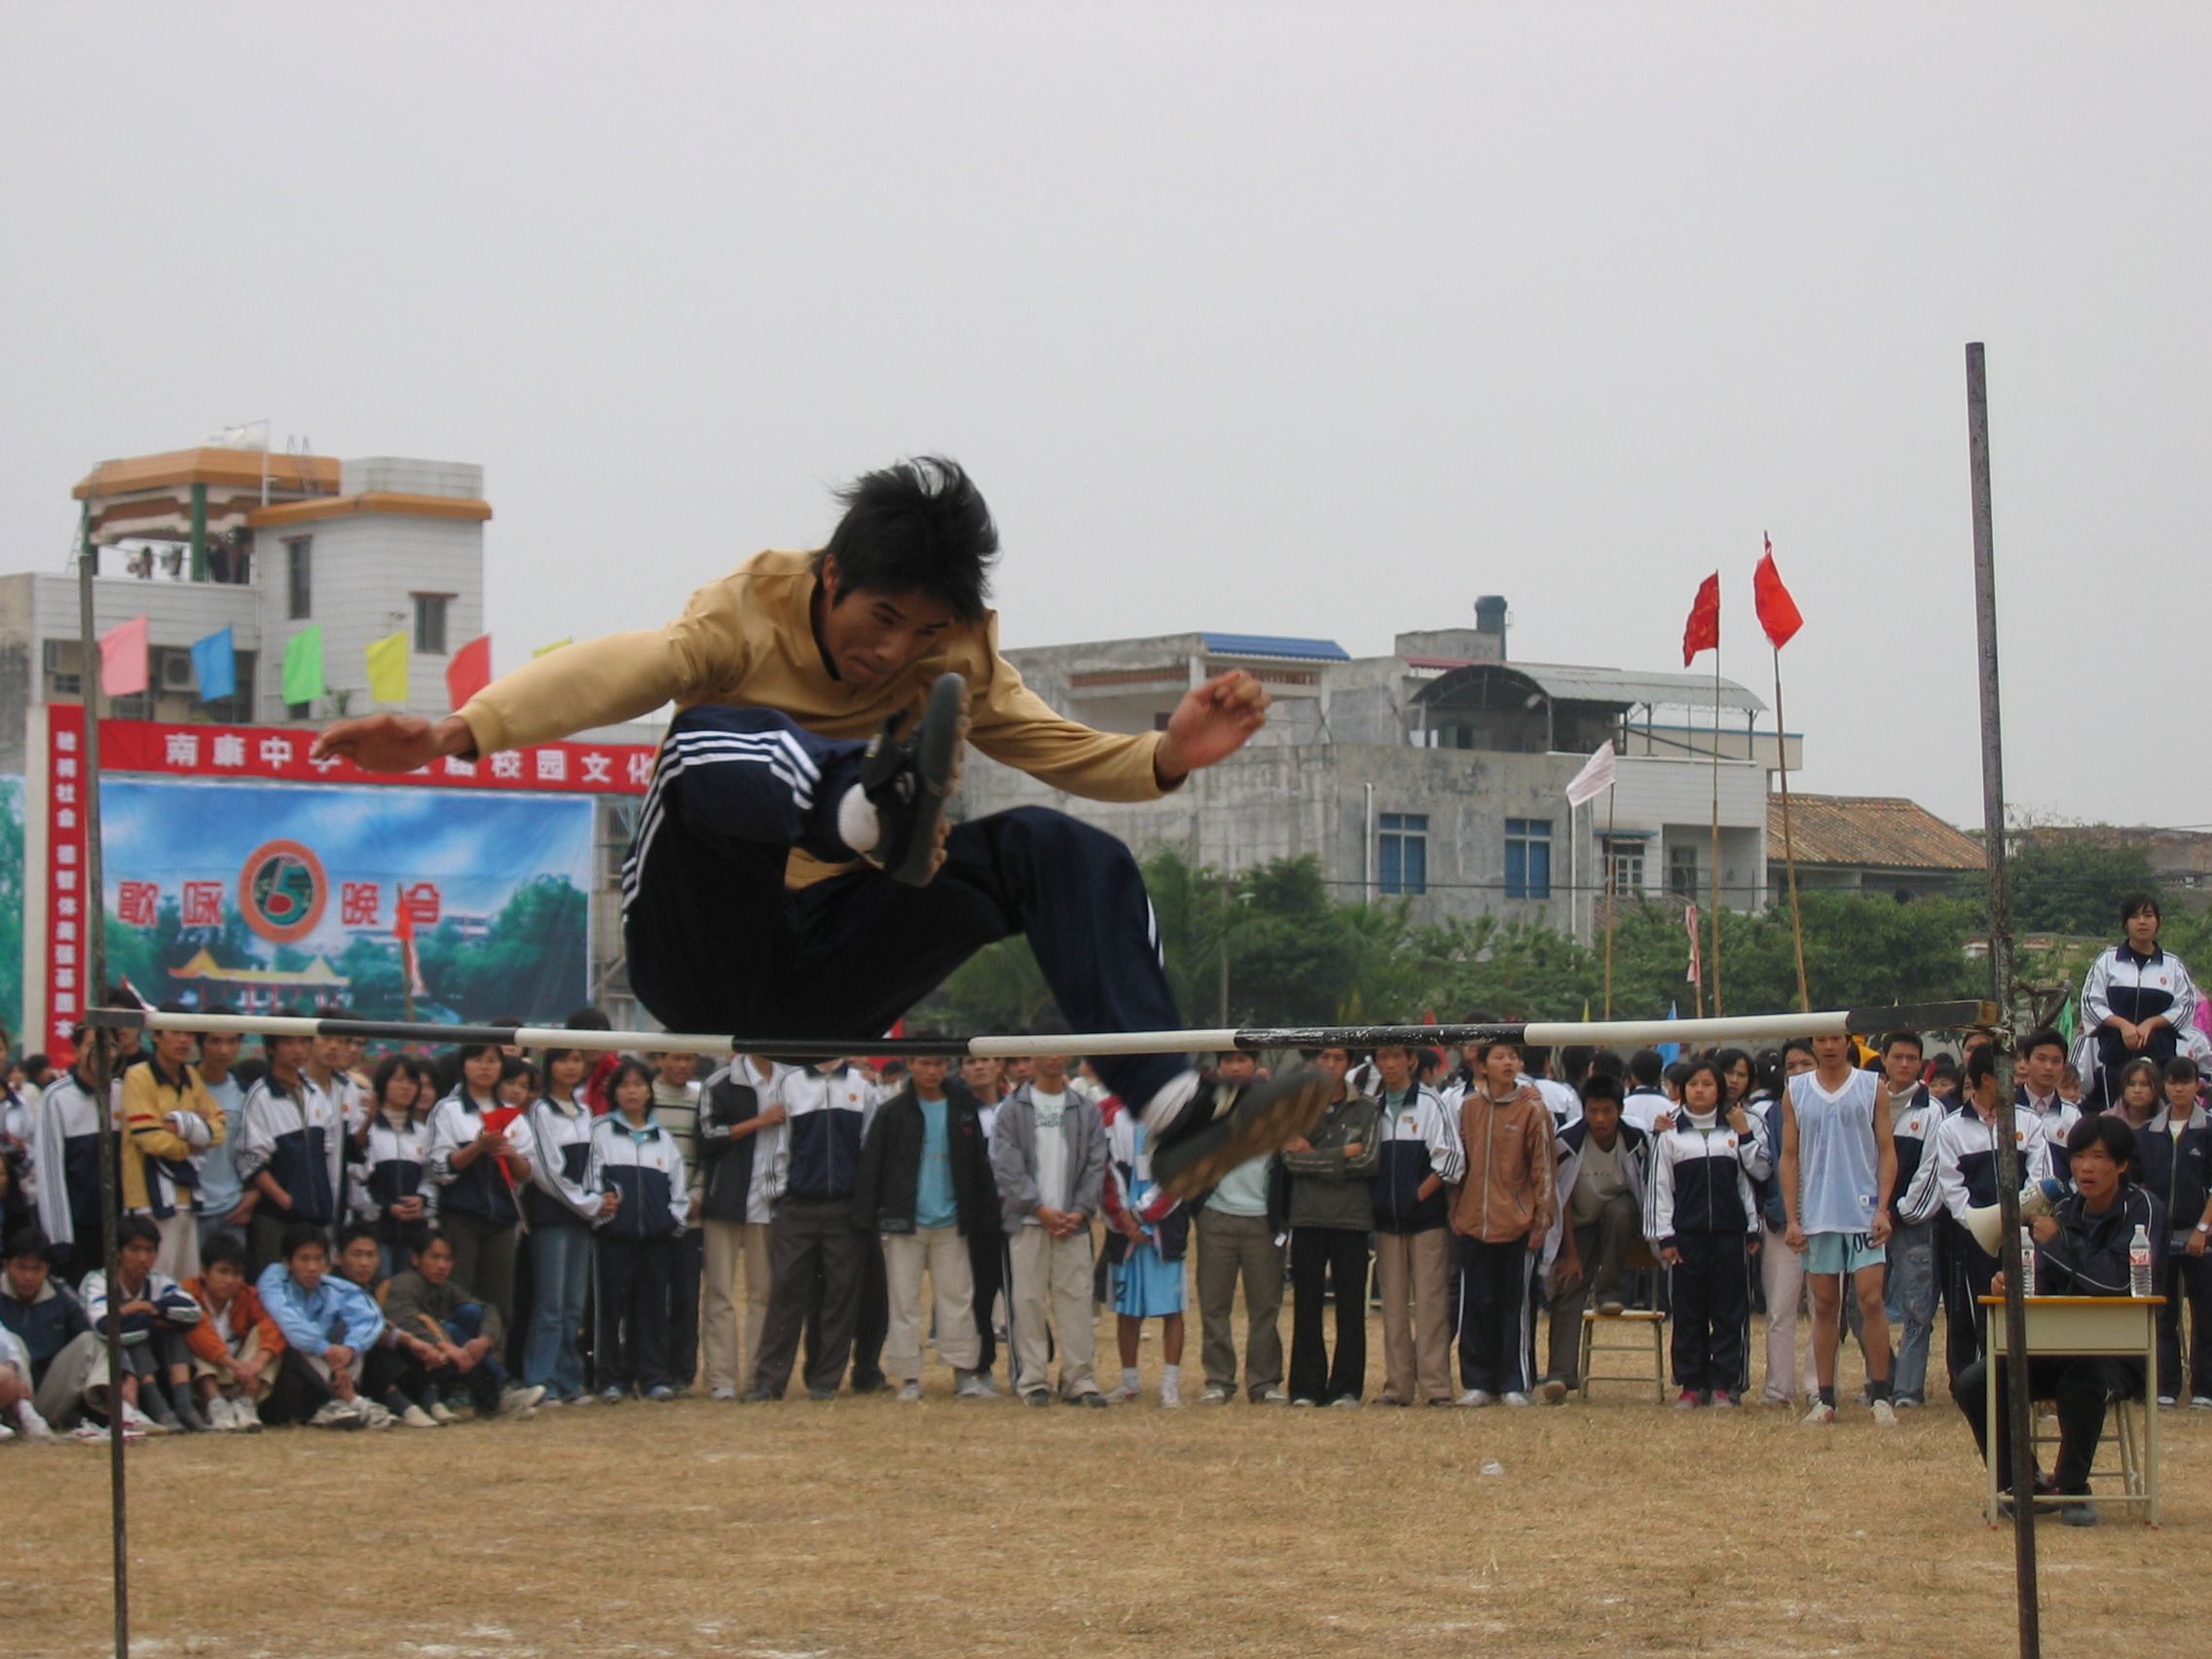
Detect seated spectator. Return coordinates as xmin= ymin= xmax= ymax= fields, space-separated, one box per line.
xmin=81 ymin=1214 xmax=208 ymax=1433
xmin=1541 ymin=1074 xmax=1651 ymax=1393
xmin=853 ymin=1049 xmax=996 ymax=1401
xmin=0 ymin=1225 xmax=97 ymax=1434
xmin=255 ymin=1223 xmax=387 ymax=1430
xmin=386 ymin=1231 xmax=544 ymax=1420
xmin=181 ymin=1230 xmax=285 ymax=1432
xmin=0 ymin=1320 xmax=55 ymax=1441
xmin=1957 ymin=1115 xmax=2165 ymax=1527
xmin=594 ymin=1060 xmax=691 ymax=1403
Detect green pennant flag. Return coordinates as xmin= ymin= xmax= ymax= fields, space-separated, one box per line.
xmin=282 ymin=625 xmax=326 ymax=706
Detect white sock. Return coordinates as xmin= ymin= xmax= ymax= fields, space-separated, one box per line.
xmin=1122 ymin=1366 xmax=1141 ymax=1394
xmin=1161 ymin=1364 xmax=1181 ymax=1390
xmin=1137 ymin=1070 xmax=1202 ymax=1135
xmin=836 ymin=784 xmax=880 ymax=854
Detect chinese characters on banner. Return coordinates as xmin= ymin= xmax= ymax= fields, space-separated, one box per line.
xmin=42 ymin=705 xmax=656 ymax=1056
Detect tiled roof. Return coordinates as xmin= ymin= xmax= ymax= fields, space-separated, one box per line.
xmin=1769 ymin=794 xmax=1986 ymax=871
xmin=1200 ymin=633 xmax=1350 ymax=662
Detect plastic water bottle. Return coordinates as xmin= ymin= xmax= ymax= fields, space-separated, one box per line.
xmin=2018 ymin=1225 xmax=2036 ymax=1294
xmin=2130 ymin=1225 xmax=2155 ymax=1298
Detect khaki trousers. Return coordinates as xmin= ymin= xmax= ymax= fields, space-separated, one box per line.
xmin=1374 ymin=1228 xmax=1454 ymax=1405
xmin=190 ymin=1327 xmax=274 ymax=1401
xmin=33 ymin=1329 xmax=114 ymax=1426
xmin=1195 ymin=1208 xmax=1284 ymax=1396
xmin=1008 ymin=1223 xmax=1097 ymax=1398
xmin=884 ymin=1226 xmax=978 ymax=1381
xmin=701 ymin=1219 xmax=773 ymax=1391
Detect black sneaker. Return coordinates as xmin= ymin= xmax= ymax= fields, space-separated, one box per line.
xmin=858 ymin=672 xmax=968 ymax=886
xmin=1151 ymin=1071 xmax=1333 ymax=1199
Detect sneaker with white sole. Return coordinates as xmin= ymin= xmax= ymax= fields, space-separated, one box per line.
xmin=200 ymin=1397 xmax=236 ymax=1432
xmin=499 ymin=1385 xmax=547 ymax=1419
xmin=1198 ymin=1385 xmax=1234 ymax=1405
xmin=1870 ymin=1399 xmax=1899 ymax=1427
xmin=1802 ymin=1400 xmax=1837 ymax=1424
xmin=1102 ymin=1382 xmax=1142 ymax=1404
xmin=359 ymin=1401 xmax=398 ymax=1430
xmin=710 ymin=1386 xmax=738 ymax=1402
xmin=952 ymin=1369 xmax=998 ymax=1399
xmin=121 ymin=1403 xmax=166 ymax=1437
xmin=1257 ymin=1387 xmax=1290 ymax=1405
xmin=853 ymin=671 xmax=968 ymax=886
xmin=14 ymin=1404 xmax=56 ymax=1443
xmin=1501 ymin=1391 xmax=1532 ymax=1408
xmin=1328 ymin=1395 xmax=1361 ymax=1410
xmin=311 ymin=1398 xmax=367 ymax=1430
xmin=400 ymin=1404 xmax=442 ymax=1429
xmin=896 ymin=1382 xmax=924 ymax=1403
xmin=1456 ymin=1388 xmax=1495 ymax=1408
xmin=2193 ymin=1396 xmax=2212 ymax=1410
xmin=1160 ymin=1382 xmax=1184 ymax=1409
xmin=70 ymin=1420 xmax=112 ymax=1443
xmin=233 ymin=1400 xmax=264 ymax=1433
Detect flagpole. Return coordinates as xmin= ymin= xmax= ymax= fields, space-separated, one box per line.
xmin=1709 ymin=627 xmax=1723 ymax=1016
xmin=1603 ymin=784 xmax=1618 ymax=1019
xmin=1772 ymin=645 xmax=1810 ymax=1011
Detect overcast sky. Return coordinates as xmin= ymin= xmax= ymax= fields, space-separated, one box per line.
xmin=4 ymin=4 xmax=2204 ymax=829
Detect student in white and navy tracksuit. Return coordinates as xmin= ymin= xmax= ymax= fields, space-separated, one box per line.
xmin=33 ymin=1064 xmax=109 ymax=1285
xmin=523 ymin=1049 xmax=613 ymax=1401
xmin=1368 ymin=1050 xmax=1465 ymax=1408
xmin=351 ymin=1056 xmax=437 ymax=1278
xmin=235 ymin=1043 xmax=347 ymax=1279
xmin=1645 ymin=1057 xmax=1767 ymax=1404
xmin=424 ymin=1045 xmax=535 ymax=1329
xmin=753 ymin=1061 xmax=878 ymax=1399
xmin=2074 ymin=897 xmax=2198 ymax=1110
xmin=591 ymin=1058 xmax=693 ymax=1399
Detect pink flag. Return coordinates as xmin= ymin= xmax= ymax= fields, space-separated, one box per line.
xmin=99 ymin=614 xmax=150 ymax=697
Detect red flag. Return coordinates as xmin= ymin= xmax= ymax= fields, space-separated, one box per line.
xmin=391 ymin=885 xmax=426 ymax=998
xmin=446 ymin=635 xmax=493 ymax=711
xmin=1753 ymin=535 xmax=1803 ymax=649
xmin=1681 ymin=573 xmax=1719 ymax=666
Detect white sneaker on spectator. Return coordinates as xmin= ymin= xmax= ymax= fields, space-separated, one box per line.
xmin=1102 ymin=1382 xmax=1141 ymax=1403
xmin=1198 ymin=1385 xmax=1234 ymax=1405
xmin=121 ymin=1403 xmax=165 ymax=1437
xmin=1501 ymin=1391 xmax=1533 ymax=1408
xmin=1802 ymin=1400 xmax=1837 ymax=1424
xmin=0 ymin=1421 xmax=14 ymax=1442
xmin=710 ymin=1386 xmax=738 ymax=1402
xmin=1455 ymin=1388 xmax=1494 ymax=1408
xmin=1257 ymin=1387 xmax=1290 ymax=1405
xmin=498 ymin=1385 xmax=547 ymax=1419
xmin=310 ymin=1399 xmax=366 ymax=1430
xmin=400 ymin=1404 xmax=442 ymax=1429
xmin=15 ymin=1403 xmax=56 ymax=1443
xmin=201 ymin=1397 xmax=235 ymax=1432
xmin=1160 ymin=1381 xmax=1184 ymax=1409
xmin=359 ymin=1401 xmax=398 ymax=1430
xmin=1870 ymin=1399 xmax=1899 ymax=1428
xmin=70 ymin=1421 xmax=111 ymax=1443
xmin=1328 ymin=1395 xmax=1360 ymax=1410
xmin=952 ymin=1370 xmax=996 ymax=1399
xmin=234 ymin=1400 xmax=264 ymax=1433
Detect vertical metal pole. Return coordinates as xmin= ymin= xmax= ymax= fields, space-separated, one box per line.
xmin=1771 ymin=646 xmax=1811 ymax=1012
xmin=1968 ymin=340 xmax=2039 ymax=1659
xmin=1709 ymin=651 xmax=1723 ymax=1015
xmin=1602 ymin=786 xmax=1618 ymax=1019
xmin=78 ymin=528 xmax=128 ymax=1659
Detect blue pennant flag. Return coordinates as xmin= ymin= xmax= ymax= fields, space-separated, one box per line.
xmin=1657 ymin=1001 xmax=1681 ymax=1065
xmin=191 ymin=626 xmax=236 ymax=702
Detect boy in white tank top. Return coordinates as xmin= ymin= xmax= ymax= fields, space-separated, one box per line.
xmin=1780 ymin=1033 xmax=1900 ymax=1425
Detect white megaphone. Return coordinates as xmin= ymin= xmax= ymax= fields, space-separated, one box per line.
xmin=1963 ymin=1177 xmax=2067 ymax=1257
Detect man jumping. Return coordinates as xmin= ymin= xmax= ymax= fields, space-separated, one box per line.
xmin=313 ymin=458 xmax=1327 ymax=1195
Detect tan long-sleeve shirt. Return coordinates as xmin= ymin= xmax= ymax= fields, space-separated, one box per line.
xmin=459 ymin=549 xmax=1176 ymax=884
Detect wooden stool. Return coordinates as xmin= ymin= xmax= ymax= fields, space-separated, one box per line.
xmin=1579 ymin=1309 xmax=1668 ymax=1404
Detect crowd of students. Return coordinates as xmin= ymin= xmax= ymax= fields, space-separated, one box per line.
xmin=0 ymin=897 xmax=2202 ymax=1527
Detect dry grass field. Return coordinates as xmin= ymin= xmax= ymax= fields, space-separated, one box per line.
xmin=10 ymin=1303 xmax=2208 ymax=1659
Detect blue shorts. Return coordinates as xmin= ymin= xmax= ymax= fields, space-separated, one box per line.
xmin=1801 ymin=1231 xmax=1884 ymax=1276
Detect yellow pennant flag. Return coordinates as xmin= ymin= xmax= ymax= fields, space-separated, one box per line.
xmin=533 ymin=638 xmax=572 ymax=658
xmin=365 ymin=630 xmax=410 ymax=703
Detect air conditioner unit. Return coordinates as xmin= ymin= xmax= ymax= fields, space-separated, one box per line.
xmin=161 ymin=648 xmax=197 ymax=691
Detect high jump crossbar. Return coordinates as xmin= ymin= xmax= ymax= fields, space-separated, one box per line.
xmin=83 ymin=999 xmax=1998 ymax=1059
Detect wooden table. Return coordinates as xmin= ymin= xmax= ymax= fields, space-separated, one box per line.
xmin=1979 ymin=1294 xmax=2161 ymax=1526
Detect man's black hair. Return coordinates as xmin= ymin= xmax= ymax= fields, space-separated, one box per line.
xmin=334 ymin=1222 xmax=380 ymax=1254
xmin=2067 ymin=1111 xmax=2135 ymax=1169
xmin=1881 ymin=1029 xmax=1924 ymax=1055
xmin=280 ymin=1222 xmax=330 ymax=1261
xmin=1662 ymin=1059 xmax=1692 ymax=1091
xmin=2120 ymin=891 xmax=2160 ymax=929
xmin=1559 ymin=1045 xmax=1597 ymax=1086
xmin=2163 ymin=1056 xmax=2200 ymax=1088
xmin=1627 ymin=1047 xmax=1664 ymax=1088
xmin=819 ymin=457 xmax=998 ymax=623
xmin=4 ymin=1224 xmax=52 ymax=1262
xmin=1588 ymin=1051 xmax=1627 ymax=1083
xmin=1781 ymin=1036 xmax=1816 ymax=1062
xmin=1579 ymin=1073 xmax=1624 ymax=1106
xmin=566 ymin=1007 xmax=612 ymax=1030
xmin=1520 ymin=1046 xmax=1552 ymax=1076
xmin=2022 ymin=1027 xmax=2067 ymax=1062
xmin=1965 ymin=1046 xmax=1999 ymax=1089
xmin=115 ymin=1214 xmax=161 ymax=1249
xmin=201 ymin=1232 xmax=248 ymax=1272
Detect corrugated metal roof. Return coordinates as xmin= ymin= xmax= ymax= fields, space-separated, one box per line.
xmin=1200 ymin=633 xmax=1350 ymax=662
xmin=1413 ymin=660 xmax=1766 ymax=714
xmin=1769 ymin=794 xmax=1986 ymax=871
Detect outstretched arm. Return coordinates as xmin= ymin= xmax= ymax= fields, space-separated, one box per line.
xmin=1153 ymin=673 xmax=1271 ymax=788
